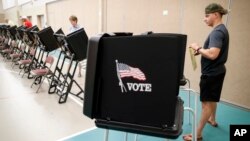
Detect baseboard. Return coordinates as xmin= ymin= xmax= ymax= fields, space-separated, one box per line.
xmin=220 ymin=98 xmax=250 ymax=111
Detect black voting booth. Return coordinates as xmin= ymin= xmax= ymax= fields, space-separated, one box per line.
xmin=8 ymin=25 xmax=17 ymax=40
xmin=37 ymin=26 xmax=59 ymax=52
xmin=48 ymin=28 xmax=88 ymax=103
xmin=23 ymin=25 xmax=39 ymax=45
xmin=83 ymin=33 xmax=187 ymax=139
xmin=28 ymin=26 xmax=60 ymax=82
xmin=16 ymin=26 xmax=26 ymax=40
xmin=66 ymin=28 xmax=88 ymax=61
xmin=35 ymin=26 xmax=59 ymax=67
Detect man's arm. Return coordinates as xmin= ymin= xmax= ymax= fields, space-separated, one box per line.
xmin=190 ymin=43 xmax=221 ymax=60
xmin=198 ymin=47 xmax=220 ymax=60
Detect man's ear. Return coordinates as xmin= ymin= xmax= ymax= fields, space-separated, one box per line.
xmin=214 ymin=12 xmax=222 ymax=18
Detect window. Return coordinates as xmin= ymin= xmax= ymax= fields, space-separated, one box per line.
xmin=37 ymin=15 xmax=45 ymax=29
xmin=2 ymin=0 xmax=15 ymax=9
xmin=18 ymin=0 xmax=32 ymax=5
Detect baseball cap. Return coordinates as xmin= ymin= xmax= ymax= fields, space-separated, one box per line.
xmin=205 ymin=3 xmax=228 ymax=15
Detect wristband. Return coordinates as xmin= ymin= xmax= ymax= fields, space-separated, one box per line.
xmin=194 ymin=47 xmax=201 ymax=56
xmin=196 ymin=47 xmax=202 ymax=53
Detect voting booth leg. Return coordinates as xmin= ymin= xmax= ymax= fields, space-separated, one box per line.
xmin=58 ymin=59 xmax=84 ymax=103
xmin=58 ymin=57 xmax=75 ymax=104
xmin=133 ymin=134 xmax=170 ymax=141
xmin=103 ymin=130 xmax=130 ymax=141
xmin=134 ymin=134 xmax=138 ymax=141
xmin=48 ymin=51 xmax=65 ymax=94
xmin=58 ymin=76 xmax=84 ymax=103
xmin=104 ymin=129 xmax=109 ymax=141
xmin=183 ymin=89 xmax=198 ymax=141
xmin=124 ymin=133 xmax=128 ymax=141
xmin=68 ymin=79 xmax=84 ymax=99
xmin=48 ymin=52 xmax=84 ymax=103
xmin=187 ymin=79 xmax=191 ymax=125
xmin=180 ymin=78 xmax=191 ymax=125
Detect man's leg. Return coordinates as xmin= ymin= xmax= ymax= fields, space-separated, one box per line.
xmin=208 ymin=102 xmax=217 ymax=122
xmin=183 ymin=101 xmax=214 ymax=140
xmin=197 ymin=102 xmax=215 ymax=137
xmin=196 ymin=102 xmax=209 ymax=138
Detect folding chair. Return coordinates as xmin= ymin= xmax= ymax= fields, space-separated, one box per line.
xmin=18 ymin=47 xmax=36 ymax=77
xmin=10 ymin=41 xmax=25 ymax=68
xmin=0 ymin=37 xmax=9 ymax=56
xmin=30 ymin=55 xmax=54 ymax=93
xmin=1 ymin=39 xmax=14 ymax=61
xmin=0 ymin=37 xmax=7 ymax=47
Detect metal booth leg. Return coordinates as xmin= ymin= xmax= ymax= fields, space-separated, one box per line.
xmin=186 ymin=79 xmax=191 ymax=125
xmin=184 ymin=88 xmax=198 ymax=141
xmin=134 ymin=134 xmax=138 ymax=141
xmin=104 ymin=129 xmax=109 ymax=141
xmin=124 ymin=132 xmax=128 ymax=141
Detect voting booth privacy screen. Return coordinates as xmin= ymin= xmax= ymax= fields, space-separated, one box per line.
xmin=83 ymin=33 xmax=187 ymax=138
xmin=66 ymin=28 xmax=88 ymax=61
xmin=37 ymin=26 xmax=60 ymax=52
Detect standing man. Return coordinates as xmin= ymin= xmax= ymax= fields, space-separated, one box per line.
xmin=20 ymin=16 xmax=32 ymax=28
xmin=183 ymin=3 xmax=229 ymax=141
xmin=68 ymin=15 xmax=83 ymax=77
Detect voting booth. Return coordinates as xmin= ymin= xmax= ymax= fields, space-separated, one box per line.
xmin=24 ymin=25 xmax=39 ymax=44
xmin=16 ymin=25 xmax=26 ymax=40
xmin=37 ymin=26 xmax=60 ymax=52
xmin=65 ymin=28 xmax=88 ymax=61
xmin=83 ymin=33 xmax=187 ymax=138
xmin=8 ymin=26 xmax=17 ymax=40
xmin=48 ymin=28 xmax=88 ymax=103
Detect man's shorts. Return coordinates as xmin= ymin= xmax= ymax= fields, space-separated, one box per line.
xmin=200 ymin=72 xmax=226 ymax=102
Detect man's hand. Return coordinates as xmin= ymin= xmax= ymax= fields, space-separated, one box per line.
xmin=189 ymin=43 xmax=200 ymax=50
xmin=189 ymin=43 xmax=201 ymax=55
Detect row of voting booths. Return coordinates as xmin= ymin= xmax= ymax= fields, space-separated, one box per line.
xmin=0 ymin=24 xmax=88 ymax=103
xmin=39 ymin=26 xmax=88 ymax=103
xmin=1 ymin=24 xmax=197 ymax=140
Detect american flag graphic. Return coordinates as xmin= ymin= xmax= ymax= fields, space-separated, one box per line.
xmin=117 ymin=63 xmax=146 ymax=81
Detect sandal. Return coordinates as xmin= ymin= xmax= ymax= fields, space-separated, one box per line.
xmin=207 ymin=120 xmax=218 ymax=127
xmin=183 ymin=134 xmax=203 ymax=141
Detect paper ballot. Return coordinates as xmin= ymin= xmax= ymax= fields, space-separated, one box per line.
xmin=189 ymin=48 xmax=197 ymax=70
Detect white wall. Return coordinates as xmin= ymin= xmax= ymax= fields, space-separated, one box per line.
xmin=46 ymin=0 xmax=99 ymax=36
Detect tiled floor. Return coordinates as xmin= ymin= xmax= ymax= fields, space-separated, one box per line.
xmin=0 ymin=55 xmax=95 ymax=141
